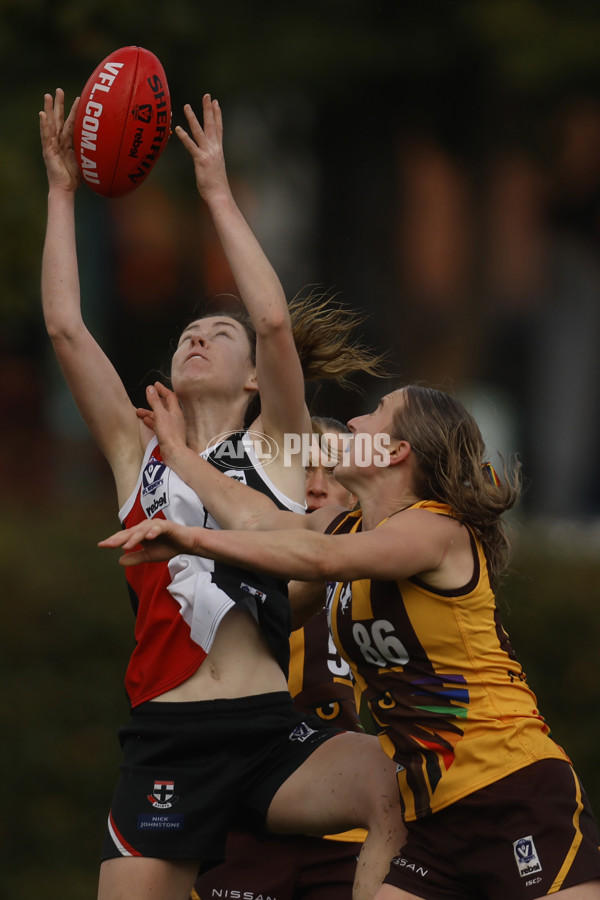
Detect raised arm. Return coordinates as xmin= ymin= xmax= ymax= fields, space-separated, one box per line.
xmin=176 ymin=95 xmax=308 ymax=443
xmin=40 ymin=90 xmax=149 ymax=504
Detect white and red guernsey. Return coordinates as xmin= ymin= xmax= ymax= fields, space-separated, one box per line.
xmin=119 ymin=432 xmax=305 ymax=707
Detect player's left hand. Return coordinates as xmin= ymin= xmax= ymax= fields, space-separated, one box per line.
xmin=175 ymin=94 xmax=228 ymax=203
xmin=98 ymin=516 xmax=197 ymax=565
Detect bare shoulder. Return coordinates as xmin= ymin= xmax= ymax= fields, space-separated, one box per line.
xmin=383 ymin=506 xmax=466 ymax=537
xmin=383 ymin=507 xmax=474 ymax=589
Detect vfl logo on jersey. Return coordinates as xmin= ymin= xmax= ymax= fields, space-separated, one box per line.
xmin=289 ymin=722 xmax=318 ymax=743
xmin=513 ymin=835 xmax=542 ymax=877
xmin=141 ymin=458 xmax=170 ymax=518
xmin=147 ymin=780 xmax=178 ymax=809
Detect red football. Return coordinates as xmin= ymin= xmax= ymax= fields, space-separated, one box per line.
xmin=73 ymin=46 xmax=171 ymax=198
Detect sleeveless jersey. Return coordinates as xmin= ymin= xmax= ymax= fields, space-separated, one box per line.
xmin=288 ymin=595 xmax=366 ymax=844
xmin=326 ymin=502 xmax=570 ymax=821
xmin=119 ymin=431 xmax=305 ymax=708
xmin=288 ymin=603 xmax=361 ymax=732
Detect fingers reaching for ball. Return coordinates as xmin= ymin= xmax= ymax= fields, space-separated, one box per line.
xmin=176 ymin=94 xmax=228 ymax=203
xmin=39 ymin=89 xmax=82 ymax=194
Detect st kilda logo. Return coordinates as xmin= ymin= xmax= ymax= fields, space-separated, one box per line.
xmin=148 ymin=780 xmax=178 ymax=809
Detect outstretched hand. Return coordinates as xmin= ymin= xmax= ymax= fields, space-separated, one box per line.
xmin=99 ymin=517 xmax=200 ymax=566
xmin=175 ymin=93 xmax=229 ymax=203
xmin=39 ymin=89 xmax=82 ymax=193
xmin=136 ymin=382 xmax=187 ymax=460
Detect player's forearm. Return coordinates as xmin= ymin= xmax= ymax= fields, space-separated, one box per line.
xmin=196 ymin=528 xmax=400 ymax=584
xmin=42 ymin=188 xmax=84 ymax=340
xmin=205 ymin=190 xmax=289 ymax=334
xmin=194 ymin=527 xmax=332 ymax=580
xmin=162 ymin=440 xmax=289 ymax=531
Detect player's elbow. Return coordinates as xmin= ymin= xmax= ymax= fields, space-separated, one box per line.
xmin=241 ymin=511 xmax=266 ymax=531
xmin=254 ymin=309 xmax=289 ymax=339
xmin=239 ymin=505 xmax=281 ymax=531
xmin=45 ymin=317 xmax=85 ymax=347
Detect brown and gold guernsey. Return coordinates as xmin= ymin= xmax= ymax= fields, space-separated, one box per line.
xmin=288 ymin=607 xmax=361 ymax=732
xmin=288 ymin=600 xmax=366 ymax=844
xmin=327 ymin=502 xmax=570 ymax=822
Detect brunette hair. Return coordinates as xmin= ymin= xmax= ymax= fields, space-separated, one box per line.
xmin=310 ymin=415 xmax=350 ymax=467
xmin=391 ymin=385 xmax=521 ymax=589
xmin=310 ymin=415 xmax=350 ymax=436
xmin=173 ymin=290 xmax=388 ymax=425
xmin=288 ymin=288 xmax=388 ymax=386
xmin=310 ymin=415 xmax=359 ymax=511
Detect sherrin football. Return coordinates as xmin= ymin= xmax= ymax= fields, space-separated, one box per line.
xmin=73 ymin=46 xmax=171 ymax=198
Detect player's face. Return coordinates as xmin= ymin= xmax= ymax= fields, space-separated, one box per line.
xmin=306 ymin=463 xmax=355 ymax=511
xmin=305 ymin=433 xmax=356 ymax=510
xmin=341 ymin=390 xmax=404 ymax=477
xmin=170 ymin=316 xmax=257 ymax=400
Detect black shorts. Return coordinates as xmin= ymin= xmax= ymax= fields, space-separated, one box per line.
xmin=384 ymin=759 xmax=600 ymax=900
xmin=193 ymin=830 xmax=362 ymax=900
xmin=101 ymin=692 xmax=342 ymax=869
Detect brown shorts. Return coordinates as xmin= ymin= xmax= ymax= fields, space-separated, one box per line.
xmin=384 ymin=759 xmax=600 ymax=900
xmin=193 ymin=829 xmax=362 ymax=900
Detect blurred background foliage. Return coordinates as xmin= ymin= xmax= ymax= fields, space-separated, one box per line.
xmin=3 ymin=1 xmax=600 ymax=896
